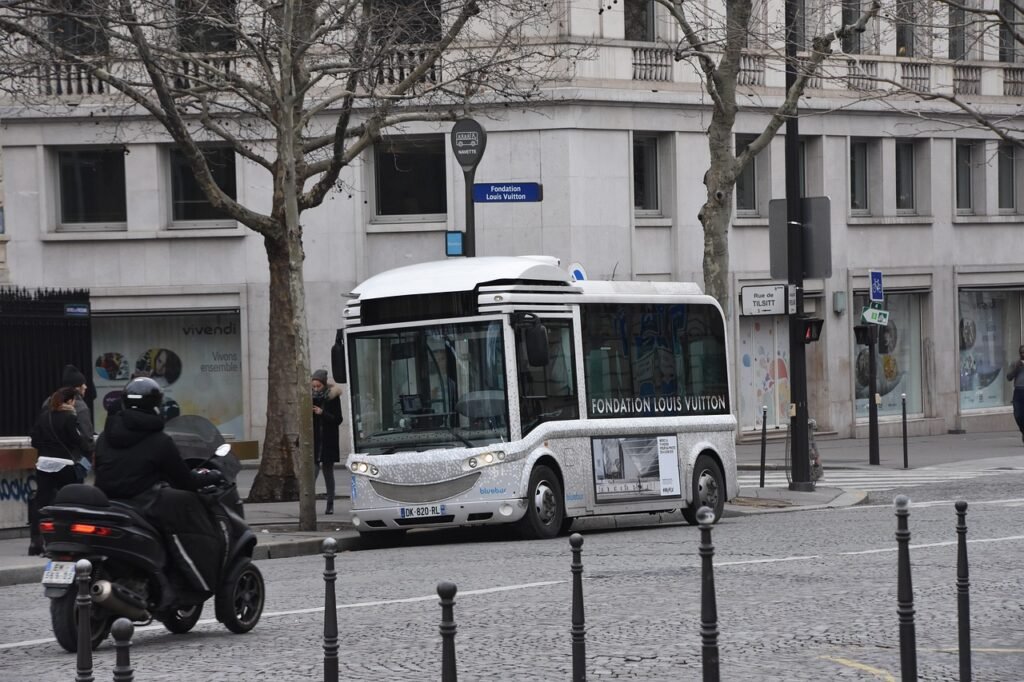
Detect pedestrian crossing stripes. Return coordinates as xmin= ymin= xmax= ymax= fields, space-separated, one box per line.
xmin=737 ymin=467 xmax=1024 ymax=492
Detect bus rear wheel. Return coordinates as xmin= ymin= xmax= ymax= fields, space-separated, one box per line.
xmin=682 ymin=454 xmax=724 ymax=525
xmin=517 ymin=465 xmax=564 ymax=540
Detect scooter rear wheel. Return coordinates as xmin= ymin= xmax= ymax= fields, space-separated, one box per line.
xmin=158 ymin=603 xmax=203 ymax=634
xmin=50 ymin=589 xmax=112 ymax=653
xmin=215 ymin=558 xmax=264 ymax=634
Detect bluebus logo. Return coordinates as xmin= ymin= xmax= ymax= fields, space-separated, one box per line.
xmin=479 ymin=486 xmax=506 ymax=495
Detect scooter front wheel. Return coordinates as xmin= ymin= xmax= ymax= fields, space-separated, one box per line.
xmin=215 ymin=558 xmax=264 ymax=634
xmin=158 ymin=603 xmax=203 ymax=634
xmin=50 ymin=589 xmax=112 ymax=653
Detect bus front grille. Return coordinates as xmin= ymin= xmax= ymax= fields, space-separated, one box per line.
xmin=395 ymin=515 xmax=456 ymax=526
xmin=369 ymin=472 xmax=481 ymax=504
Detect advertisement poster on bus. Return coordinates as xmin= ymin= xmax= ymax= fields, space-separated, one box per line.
xmin=592 ymin=435 xmax=681 ymax=503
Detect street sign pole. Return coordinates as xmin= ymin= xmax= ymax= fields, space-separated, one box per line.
xmin=450 ymin=119 xmax=487 ymax=257
xmin=868 ymin=323 xmax=880 ymax=465
xmin=785 ymin=0 xmax=812 ymax=492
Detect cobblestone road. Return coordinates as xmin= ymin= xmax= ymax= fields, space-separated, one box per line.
xmin=1 ymin=473 xmax=1023 ymax=681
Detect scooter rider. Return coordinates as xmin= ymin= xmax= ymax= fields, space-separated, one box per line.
xmin=94 ymin=377 xmax=217 ymax=500
xmin=94 ymin=377 xmax=224 ymax=594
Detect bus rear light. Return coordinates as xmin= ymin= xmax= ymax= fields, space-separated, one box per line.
xmin=70 ymin=523 xmax=114 ymax=537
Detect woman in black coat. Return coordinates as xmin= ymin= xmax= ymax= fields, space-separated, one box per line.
xmin=29 ymin=386 xmax=92 ymax=554
xmin=312 ymin=370 xmax=342 ymax=514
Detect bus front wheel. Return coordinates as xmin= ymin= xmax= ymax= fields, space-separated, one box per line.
xmin=682 ymin=454 xmax=724 ymax=525
xmin=517 ymin=465 xmax=564 ymax=540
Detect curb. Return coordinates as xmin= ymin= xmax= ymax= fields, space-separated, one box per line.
xmin=724 ymin=489 xmax=869 ymax=516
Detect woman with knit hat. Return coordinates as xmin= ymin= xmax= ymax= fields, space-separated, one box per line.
xmin=60 ymin=364 xmax=95 ymax=457
xmin=311 ymin=369 xmax=342 ymax=514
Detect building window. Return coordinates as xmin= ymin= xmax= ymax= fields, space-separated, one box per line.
xmin=624 ymin=0 xmax=656 ymax=42
xmin=895 ymin=0 xmax=915 ymax=57
xmin=958 ymin=290 xmax=1022 ymax=411
xmin=735 ymin=134 xmax=758 ymax=214
xmin=1001 ymin=0 xmax=1018 ymax=62
xmin=999 ymin=143 xmax=1016 ymax=211
xmin=854 ymin=292 xmax=923 ymax=418
xmin=170 ymin=147 xmax=237 ymax=223
xmin=955 ymin=142 xmax=973 ymax=214
xmin=49 ymin=0 xmax=108 ymax=55
xmin=177 ymin=0 xmax=237 ymax=52
xmin=58 ymin=149 xmax=127 ymax=226
xmin=633 ymin=133 xmax=659 ymax=213
xmin=949 ymin=4 xmax=966 ymax=60
xmin=374 ymin=136 xmax=447 ymax=218
xmin=895 ymin=141 xmax=916 ymax=212
xmin=372 ymin=0 xmax=442 ymax=44
xmin=842 ymin=1 xmax=862 ymax=54
xmin=850 ymin=140 xmax=869 ymax=212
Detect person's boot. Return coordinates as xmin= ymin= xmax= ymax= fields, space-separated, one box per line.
xmin=27 ymin=538 xmax=42 ymax=556
xmin=325 ymin=501 xmax=334 ymax=515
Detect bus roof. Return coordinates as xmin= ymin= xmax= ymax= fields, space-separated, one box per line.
xmin=352 ymin=256 xmax=572 ymax=301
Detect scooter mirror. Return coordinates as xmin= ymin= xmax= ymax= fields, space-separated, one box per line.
xmin=214 ymin=443 xmax=232 ymax=457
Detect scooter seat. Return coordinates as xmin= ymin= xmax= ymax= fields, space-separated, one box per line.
xmin=108 ymin=501 xmax=162 ymax=537
xmin=53 ymin=484 xmax=110 ymax=507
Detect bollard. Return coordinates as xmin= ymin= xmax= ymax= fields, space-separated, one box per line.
xmin=697 ymin=507 xmax=720 ymax=682
xmin=75 ymin=558 xmax=94 ymax=682
xmin=955 ymin=501 xmax=972 ymax=682
xmin=111 ymin=618 xmax=135 ymax=682
xmin=569 ymin=533 xmax=587 ymax=682
xmin=322 ymin=538 xmax=339 ymax=682
xmin=894 ymin=495 xmax=917 ymax=681
xmin=438 ymin=581 xmax=458 ymax=682
xmin=902 ymin=393 xmax=909 ymax=469
xmin=759 ymin=405 xmax=768 ymax=488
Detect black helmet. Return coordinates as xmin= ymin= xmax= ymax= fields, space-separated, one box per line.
xmin=121 ymin=377 xmax=163 ymax=414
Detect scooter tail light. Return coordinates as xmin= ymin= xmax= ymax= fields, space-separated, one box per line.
xmin=39 ymin=520 xmax=55 ymax=533
xmin=70 ymin=523 xmax=113 ymax=537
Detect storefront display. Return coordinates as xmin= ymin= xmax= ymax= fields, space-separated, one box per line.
xmin=737 ymin=316 xmax=790 ymax=431
xmin=91 ymin=311 xmax=244 ymax=437
xmin=854 ymin=293 xmax=923 ymax=418
xmin=958 ymin=290 xmax=1021 ymax=411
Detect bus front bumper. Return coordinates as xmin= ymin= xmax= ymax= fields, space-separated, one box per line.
xmin=350 ymin=497 xmax=529 ymax=532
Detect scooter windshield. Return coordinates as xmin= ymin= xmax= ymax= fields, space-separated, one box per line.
xmin=164 ymin=415 xmax=241 ymax=484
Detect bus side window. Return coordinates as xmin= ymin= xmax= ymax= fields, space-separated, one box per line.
xmin=516 ymin=320 xmax=579 ymax=435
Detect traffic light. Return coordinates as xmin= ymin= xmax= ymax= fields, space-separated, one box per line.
xmin=800 ymin=317 xmax=824 ymax=343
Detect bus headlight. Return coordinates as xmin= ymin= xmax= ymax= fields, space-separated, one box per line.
xmin=349 ymin=461 xmax=379 ymax=477
xmin=464 ymin=451 xmax=505 ymax=471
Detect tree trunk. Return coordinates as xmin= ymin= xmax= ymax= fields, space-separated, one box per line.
xmin=247 ymin=230 xmax=317 ymax=530
xmin=700 ymin=108 xmax=738 ymax=320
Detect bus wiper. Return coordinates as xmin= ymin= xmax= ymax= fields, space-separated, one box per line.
xmin=446 ymin=426 xmax=473 ymax=448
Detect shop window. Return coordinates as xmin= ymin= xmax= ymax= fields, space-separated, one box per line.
xmin=958 ymin=290 xmax=1022 ymax=411
xmin=57 ymin=149 xmax=127 ymax=228
xmin=170 ymin=146 xmax=237 ymax=223
xmin=91 ymin=311 xmax=244 ymax=435
xmin=633 ymin=133 xmax=660 ymax=214
xmin=374 ymin=136 xmax=447 ymax=219
xmin=854 ymin=292 xmax=923 ymax=418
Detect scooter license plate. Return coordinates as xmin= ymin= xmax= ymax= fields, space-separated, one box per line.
xmin=41 ymin=561 xmax=76 ymax=585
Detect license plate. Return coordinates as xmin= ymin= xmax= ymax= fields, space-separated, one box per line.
xmin=41 ymin=561 xmax=76 ymax=585
xmin=399 ymin=504 xmax=446 ymax=519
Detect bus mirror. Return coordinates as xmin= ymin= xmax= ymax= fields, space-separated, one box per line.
xmin=526 ymin=322 xmax=549 ymax=367
xmin=331 ymin=330 xmax=347 ymax=383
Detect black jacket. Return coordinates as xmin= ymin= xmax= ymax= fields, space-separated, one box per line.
xmin=313 ymin=386 xmax=342 ymax=464
xmin=31 ymin=408 xmax=89 ymax=462
xmin=94 ymin=410 xmax=198 ymax=500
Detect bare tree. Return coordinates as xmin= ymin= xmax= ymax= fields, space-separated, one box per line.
xmin=0 ymin=0 xmax=577 ymax=529
xmin=648 ymin=0 xmax=881 ymax=313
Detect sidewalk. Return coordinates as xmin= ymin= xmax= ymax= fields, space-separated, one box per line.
xmin=2 ymin=430 xmax=1020 ymax=587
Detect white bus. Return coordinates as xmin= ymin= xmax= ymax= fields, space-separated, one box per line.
xmin=333 ymin=256 xmax=737 ymax=540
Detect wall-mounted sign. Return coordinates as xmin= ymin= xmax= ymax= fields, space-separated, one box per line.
xmin=473 ymin=182 xmax=542 ymax=203
xmin=740 ymin=285 xmax=786 ymax=316
xmin=64 ymin=303 xmax=90 ymax=317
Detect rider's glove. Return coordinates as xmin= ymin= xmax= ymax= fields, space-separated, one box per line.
xmin=191 ymin=468 xmax=225 ymax=487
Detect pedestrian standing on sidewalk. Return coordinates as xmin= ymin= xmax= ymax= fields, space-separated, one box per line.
xmin=1007 ymin=345 xmax=1024 ymax=444
xmin=27 ymin=386 xmax=93 ymax=555
xmin=54 ymin=364 xmax=95 ymax=462
xmin=312 ymin=369 xmax=342 ymax=514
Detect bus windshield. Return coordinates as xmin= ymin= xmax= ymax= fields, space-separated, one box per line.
xmin=348 ymin=319 xmax=509 ymax=454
